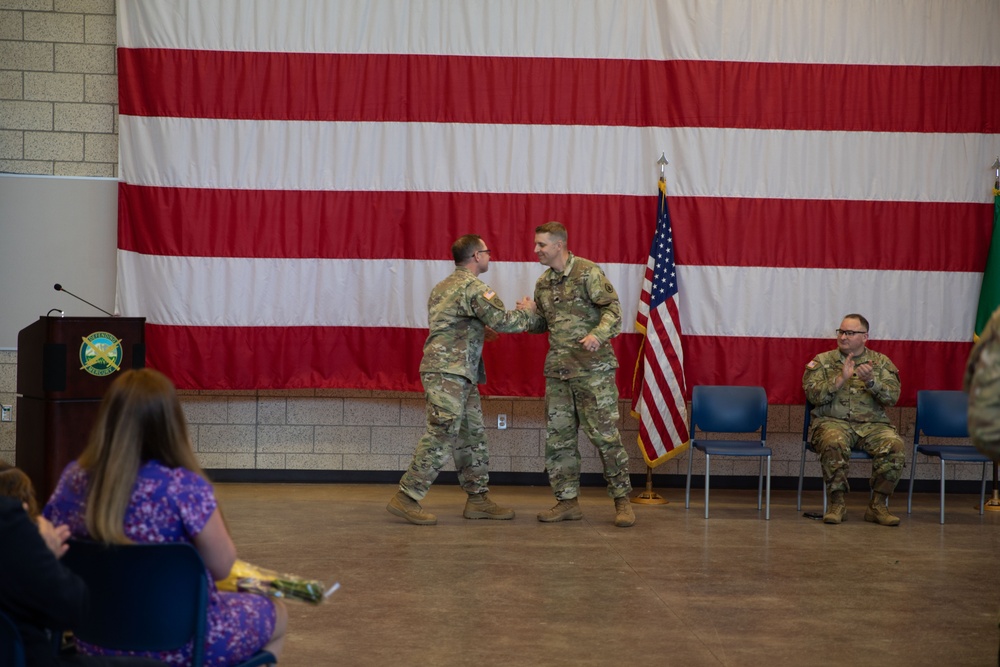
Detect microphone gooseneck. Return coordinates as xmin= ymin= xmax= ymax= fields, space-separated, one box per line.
xmin=53 ymin=283 xmax=114 ymax=317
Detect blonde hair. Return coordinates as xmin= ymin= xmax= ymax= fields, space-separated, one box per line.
xmin=0 ymin=460 xmax=39 ymax=519
xmin=78 ymin=368 xmax=205 ymax=543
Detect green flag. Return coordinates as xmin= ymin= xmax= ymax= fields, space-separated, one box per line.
xmin=975 ymin=188 xmax=1000 ymax=340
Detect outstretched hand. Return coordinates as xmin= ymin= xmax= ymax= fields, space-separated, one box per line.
xmin=516 ymin=297 xmax=536 ymax=314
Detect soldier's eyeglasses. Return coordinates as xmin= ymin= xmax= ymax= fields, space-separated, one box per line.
xmin=476 ymin=249 xmax=491 ymax=256
xmin=835 ymin=329 xmax=867 ymax=337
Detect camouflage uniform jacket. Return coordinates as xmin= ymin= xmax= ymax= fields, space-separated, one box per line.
xmin=964 ymin=306 xmax=1000 ymax=459
xmin=802 ymin=348 xmax=900 ymax=424
xmin=419 ymin=267 xmax=532 ymax=384
xmin=528 ymin=253 xmax=622 ymax=379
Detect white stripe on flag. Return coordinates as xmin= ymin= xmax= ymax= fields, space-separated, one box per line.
xmin=117 ymin=250 xmax=978 ymax=342
xmin=119 ymin=0 xmax=999 ymax=66
xmin=120 ymin=116 xmax=997 ymax=203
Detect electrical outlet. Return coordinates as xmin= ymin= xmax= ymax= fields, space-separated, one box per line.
xmin=497 ymin=413 xmax=507 ymax=430
xmin=0 ymin=405 xmax=11 ymax=422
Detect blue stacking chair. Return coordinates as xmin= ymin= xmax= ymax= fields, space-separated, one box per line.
xmin=61 ymin=540 xmax=276 ymax=667
xmin=0 ymin=608 xmax=26 ymax=667
xmin=685 ymin=385 xmax=771 ymax=519
xmin=907 ymin=390 xmax=988 ymax=524
xmin=796 ymin=400 xmax=873 ymax=512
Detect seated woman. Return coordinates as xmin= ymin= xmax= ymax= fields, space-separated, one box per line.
xmin=0 ymin=462 xmax=161 ymax=667
xmin=43 ymin=369 xmax=287 ymax=666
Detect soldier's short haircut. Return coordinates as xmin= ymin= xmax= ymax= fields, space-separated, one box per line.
xmin=452 ymin=234 xmax=484 ymax=264
xmin=843 ymin=313 xmax=870 ymax=333
xmin=535 ymin=221 xmax=567 ymax=243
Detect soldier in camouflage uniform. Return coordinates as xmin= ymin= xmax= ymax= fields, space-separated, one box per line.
xmin=519 ymin=221 xmax=635 ymax=528
xmin=802 ymin=314 xmax=905 ymax=526
xmin=965 ymin=306 xmax=1000 ymax=460
xmin=964 ymin=305 xmax=1000 ymax=665
xmin=387 ymin=235 xmax=536 ymax=525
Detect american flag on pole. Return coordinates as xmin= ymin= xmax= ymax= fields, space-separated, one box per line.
xmin=115 ymin=1 xmax=998 ymax=403
xmin=632 ymin=176 xmax=689 ymax=467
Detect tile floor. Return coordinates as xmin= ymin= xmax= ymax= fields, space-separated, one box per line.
xmin=218 ymin=483 xmax=1000 ymax=667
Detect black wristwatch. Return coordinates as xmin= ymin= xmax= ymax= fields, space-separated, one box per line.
xmin=865 ymin=379 xmax=875 ymax=390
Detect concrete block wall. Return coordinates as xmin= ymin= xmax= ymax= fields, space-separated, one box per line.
xmin=0 ymin=0 xmax=118 ymax=178
xmin=0 ymin=2 xmax=982 ymax=489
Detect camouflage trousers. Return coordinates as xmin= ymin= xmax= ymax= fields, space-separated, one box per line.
xmin=544 ymin=371 xmax=632 ymax=500
xmin=399 ymin=373 xmax=489 ymax=500
xmin=811 ymin=418 xmax=905 ymax=496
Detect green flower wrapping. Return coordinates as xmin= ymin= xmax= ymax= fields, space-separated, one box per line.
xmin=218 ymin=559 xmax=332 ymax=605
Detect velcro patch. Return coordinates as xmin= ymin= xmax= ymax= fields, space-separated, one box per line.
xmin=806 ymin=360 xmax=817 ymax=369
xmin=484 ymin=290 xmax=496 ymax=300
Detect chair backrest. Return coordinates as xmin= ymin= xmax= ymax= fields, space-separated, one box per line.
xmin=61 ymin=540 xmax=208 ymax=666
xmin=0 ymin=607 xmax=26 ymax=667
xmin=689 ymin=385 xmax=768 ymax=439
xmin=914 ymin=390 xmax=969 ymax=441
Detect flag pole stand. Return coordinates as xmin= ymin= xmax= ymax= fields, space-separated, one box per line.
xmin=631 ymin=466 xmax=668 ymax=505
xmin=984 ymin=461 xmax=1000 ymax=512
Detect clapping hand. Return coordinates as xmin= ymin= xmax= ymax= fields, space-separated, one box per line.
xmin=37 ymin=514 xmax=71 ymax=559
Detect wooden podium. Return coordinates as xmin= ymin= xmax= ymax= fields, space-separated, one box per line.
xmin=16 ymin=316 xmax=145 ymax=502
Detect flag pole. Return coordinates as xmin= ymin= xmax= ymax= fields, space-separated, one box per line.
xmin=631 ymin=152 xmax=673 ymax=506
xmin=984 ymin=460 xmax=1000 ymax=512
xmin=632 ymin=466 xmax=668 ymax=505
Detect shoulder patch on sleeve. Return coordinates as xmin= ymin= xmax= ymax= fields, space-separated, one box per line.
xmin=483 ymin=289 xmax=496 ymax=300
xmin=806 ymin=360 xmax=817 ymax=369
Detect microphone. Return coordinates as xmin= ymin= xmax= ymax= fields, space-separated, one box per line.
xmin=53 ymin=283 xmax=115 ymax=317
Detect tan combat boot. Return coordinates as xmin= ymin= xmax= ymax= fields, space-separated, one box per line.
xmin=386 ymin=490 xmax=437 ymax=525
xmin=823 ymin=490 xmax=847 ymax=524
xmin=536 ymin=498 xmax=583 ymax=522
xmin=613 ymin=496 xmax=636 ymax=528
xmin=864 ymin=492 xmax=900 ymax=526
xmin=464 ymin=492 xmax=515 ymax=520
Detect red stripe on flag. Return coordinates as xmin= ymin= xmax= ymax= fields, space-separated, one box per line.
xmin=144 ymin=324 xmax=641 ymax=397
xmin=143 ymin=318 xmax=967 ymax=405
xmin=119 ymin=49 xmax=1000 ymax=132
xmin=684 ymin=336 xmax=973 ymax=406
xmin=119 ymin=184 xmax=991 ymax=271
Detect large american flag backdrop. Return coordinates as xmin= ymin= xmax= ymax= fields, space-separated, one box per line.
xmin=116 ymin=0 xmax=1000 ymax=404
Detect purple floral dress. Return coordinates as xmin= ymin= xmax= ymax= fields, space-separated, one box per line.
xmin=44 ymin=460 xmax=276 ymax=666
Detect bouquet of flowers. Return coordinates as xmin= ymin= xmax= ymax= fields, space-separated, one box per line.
xmin=217 ymin=559 xmax=339 ymax=604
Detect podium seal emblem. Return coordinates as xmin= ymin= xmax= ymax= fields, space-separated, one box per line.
xmin=80 ymin=331 xmax=123 ymax=377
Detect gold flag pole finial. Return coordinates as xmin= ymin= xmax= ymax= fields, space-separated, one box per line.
xmin=632 ymin=152 xmax=673 ymax=507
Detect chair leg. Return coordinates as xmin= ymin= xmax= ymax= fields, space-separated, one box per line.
xmin=981 ymin=462 xmax=988 ymax=516
xmin=907 ymin=453 xmax=918 ymax=514
xmin=756 ymin=457 xmax=764 ymax=510
xmin=704 ymin=454 xmax=711 ymax=519
xmin=797 ymin=445 xmax=807 ymax=511
xmin=939 ymin=459 xmax=946 ymax=525
xmin=685 ymin=447 xmax=694 ymax=509
xmin=765 ymin=455 xmax=771 ymax=520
